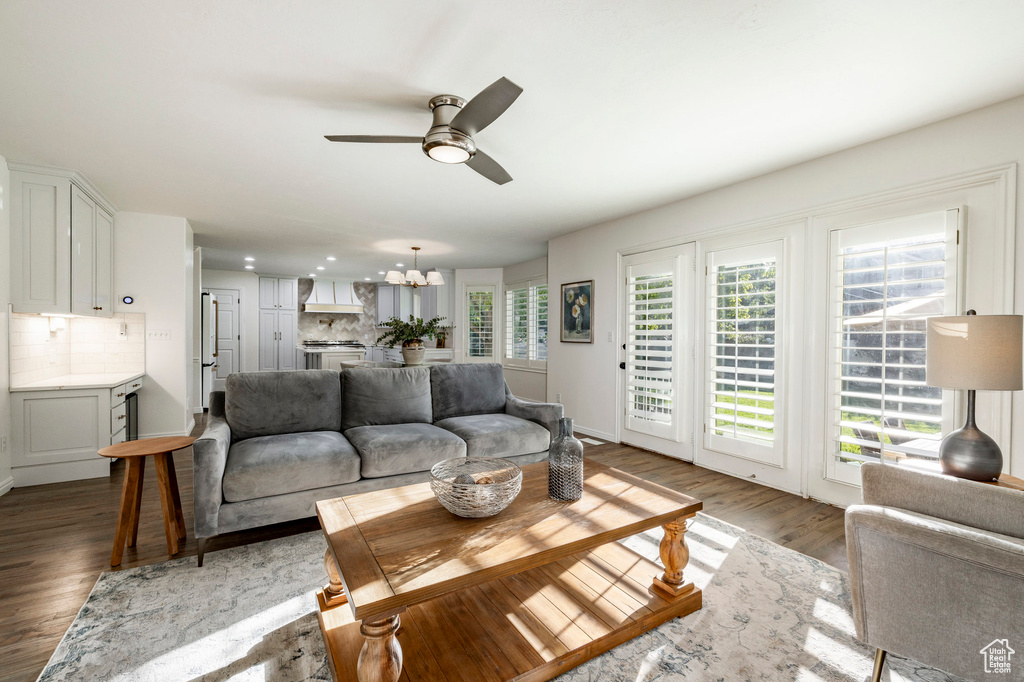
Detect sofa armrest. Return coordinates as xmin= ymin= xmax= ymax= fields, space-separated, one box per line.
xmin=193 ymin=415 xmax=231 ymax=538
xmin=505 ymin=395 xmax=564 ymax=439
xmin=845 ymin=504 xmax=1024 ymax=675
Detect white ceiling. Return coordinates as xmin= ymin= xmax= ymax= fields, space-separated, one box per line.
xmin=3 ymin=1 xmax=1024 ymax=280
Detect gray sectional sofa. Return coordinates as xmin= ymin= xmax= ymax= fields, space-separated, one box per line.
xmin=193 ymin=362 xmax=562 ymax=565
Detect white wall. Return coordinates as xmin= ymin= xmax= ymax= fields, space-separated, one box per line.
xmin=0 ymin=156 xmax=12 ymax=496
xmin=114 ymin=212 xmax=194 ymax=438
xmin=201 ymin=269 xmax=261 ymax=372
xmin=548 ymin=94 xmax=1024 ymax=500
xmin=502 ymin=256 xmax=548 ymax=402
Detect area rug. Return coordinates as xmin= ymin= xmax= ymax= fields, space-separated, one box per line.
xmin=37 ymin=514 xmax=963 ymax=682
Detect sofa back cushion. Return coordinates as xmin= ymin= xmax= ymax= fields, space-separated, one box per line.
xmin=430 ymin=363 xmax=507 ymax=421
xmin=342 ymin=367 xmax=433 ymax=430
xmin=225 ymin=370 xmax=342 ymax=441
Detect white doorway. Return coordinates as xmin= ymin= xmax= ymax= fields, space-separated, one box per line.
xmin=619 ymin=243 xmax=695 ymax=459
xmin=204 ymin=287 xmax=241 ymax=393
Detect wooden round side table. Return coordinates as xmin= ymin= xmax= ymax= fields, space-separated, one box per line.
xmin=98 ymin=436 xmax=196 ymax=566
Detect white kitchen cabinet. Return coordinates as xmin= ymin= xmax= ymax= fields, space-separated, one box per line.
xmin=259 ymin=308 xmax=298 ymax=371
xmin=322 ymin=350 xmax=366 ymax=371
xmin=258 ymin=277 xmax=299 ymax=371
xmin=11 ymin=375 xmax=145 ymax=486
xmin=377 ymin=284 xmax=416 ymax=324
xmin=259 ymin=277 xmax=297 ymax=310
xmin=10 ymin=166 xmax=115 ymax=317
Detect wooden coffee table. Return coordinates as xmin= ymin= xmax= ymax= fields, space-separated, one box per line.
xmin=315 ymin=458 xmax=703 ymax=682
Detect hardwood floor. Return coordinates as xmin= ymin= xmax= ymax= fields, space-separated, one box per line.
xmin=0 ymin=418 xmax=847 ymax=682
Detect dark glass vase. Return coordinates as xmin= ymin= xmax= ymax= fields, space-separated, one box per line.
xmin=548 ymin=417 xmax=584 ymax=501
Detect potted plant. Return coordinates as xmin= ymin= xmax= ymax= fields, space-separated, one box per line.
xmin=376 ymin=315 xmax=448 ymax=365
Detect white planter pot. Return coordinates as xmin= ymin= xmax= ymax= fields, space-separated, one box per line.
xmin=402 ymin=347 xmax=426 ymax=366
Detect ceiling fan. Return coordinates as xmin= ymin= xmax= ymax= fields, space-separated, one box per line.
xmin=325 ymin=76 xmax=522 ymax=185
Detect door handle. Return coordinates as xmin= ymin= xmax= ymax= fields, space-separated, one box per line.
xmin=619 ymin=362 xmax=626 ymax=370
xmin=212 ymin=299 xmax=220 ymax=357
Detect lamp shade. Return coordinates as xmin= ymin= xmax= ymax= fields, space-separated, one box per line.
xmin=384 ymin=270 xmax=405 ymax=284
xmin=926 ymin=314 xmax=1023 ymax=390
xmin=425 ymin=270 xmax=445 ymax=285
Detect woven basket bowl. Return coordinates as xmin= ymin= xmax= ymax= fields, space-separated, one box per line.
xmin=430 ymin=457 xmax=523 ymax=518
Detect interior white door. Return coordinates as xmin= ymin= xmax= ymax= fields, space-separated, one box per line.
xmin=206 ymin=288 xmax=240 ymax=390
xmin=619 ymin=243 xmax=695 ymax=459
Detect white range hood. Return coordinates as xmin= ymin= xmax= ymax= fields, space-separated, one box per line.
xmin=303 ymin=280 xmax=364 ymax=314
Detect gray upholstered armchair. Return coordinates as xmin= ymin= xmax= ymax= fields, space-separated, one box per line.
xmin=846 ymin=462 xmax=1024 ymax=681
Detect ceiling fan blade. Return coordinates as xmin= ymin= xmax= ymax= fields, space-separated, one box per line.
xmin=466 ymin=149 xmax=513 ymax=185
xmin=449 ymin=77 xmax=523 ymax=137
xmin=324 ymin=135 xmax=422 ymax=143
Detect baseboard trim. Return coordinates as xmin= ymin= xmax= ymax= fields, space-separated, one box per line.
xmin=0 ymin=475 xmax=14 ymax=497
xmin=572 ymin=426 xmax=616 ymax=443
xmin=139 ymin=427 xmax=194 ymax=440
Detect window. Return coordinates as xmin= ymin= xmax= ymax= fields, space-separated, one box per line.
xmin=465 ymin=285 xmax=496 ymax=361
xmin=828 ymin=210 xmax=959 ymax=481
xmin=504 ymin=279 xmax=547 ymax=369
xmin=705 ymin=242 xmax=782 ymax=462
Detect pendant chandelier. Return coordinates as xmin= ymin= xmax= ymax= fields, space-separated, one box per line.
xmin=385 ymin=247 xmax=445 ymax=288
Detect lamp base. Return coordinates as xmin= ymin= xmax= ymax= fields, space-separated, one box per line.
xmin=938 ymin=423 xmax=1002 ymax=482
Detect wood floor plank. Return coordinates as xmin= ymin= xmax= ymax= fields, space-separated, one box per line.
xmin=0 ymin=415 xmax=847 ymax=682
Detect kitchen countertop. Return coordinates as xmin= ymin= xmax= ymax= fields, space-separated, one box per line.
xmin=10 ymin=371 xmax=145 ymax=392
xmin=297 ymin=346 xmax=367 ymax=354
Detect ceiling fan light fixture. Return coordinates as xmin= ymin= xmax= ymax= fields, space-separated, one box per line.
xmin=426 ymin=143 xmax=472 ymax=164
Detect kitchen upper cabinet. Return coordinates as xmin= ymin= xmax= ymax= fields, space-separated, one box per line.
xmin=10 ymin=166 xmax=115 ymax=317
xmin=259 ymin=277 xmax=297 ymax=309
xmin=376 ymin=284 xmax=416 ymax=324
xmin=70 ymin=186 xmax=114 ymax=317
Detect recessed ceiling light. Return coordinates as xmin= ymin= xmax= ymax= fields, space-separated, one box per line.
xmin=378 ymin=271 xmax=386 ymax=275
xmin=364 ymin=277 xmax=372 ymax=281
xmin=326 ymin=256 xmax=337 ymax=261
xmin=244 ymin=257 xmax=255 ymax=262
xmin=396 ymin=263 xmax=404 ymax=267
xmin=309 ymin=273 xmax=317 ymax=277
xmin=316 ymin=266 xmax=325 ymax=271
xmin=244 ymin=265 xmax=254 ymax=270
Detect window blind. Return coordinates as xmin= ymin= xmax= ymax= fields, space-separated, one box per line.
xmin=504 ymin=280 xmax=547 ymax=368
xmin=626 ymin=271 xmax=674 ymax=425
xmin=832 ymin=230 xmax=952 ymax=462
xmin=467 ymin=286 xmax=495 ymax=360
xmin=708 ymin=258 xmax=777 ymax=445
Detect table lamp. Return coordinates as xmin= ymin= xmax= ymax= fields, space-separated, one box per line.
xmin=925 ymin=310 xmax=1023 ymax=481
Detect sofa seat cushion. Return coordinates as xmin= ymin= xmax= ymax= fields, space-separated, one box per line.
xmin=345 ymin=423 xmax=466 ymax=478
xmin=434 ymin=414 xmax=550 ymax=459
xmin=223 ymin=431 xmax=360 ymax=503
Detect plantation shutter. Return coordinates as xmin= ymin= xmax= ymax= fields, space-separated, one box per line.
xmin=829 ymin=210 xmax=959 ymax=475
xmin=466 ymin=285 xmax=495 ymax=361
xmin=625 ymin=260 xmax=677 ymax=440
xmin=705 ymin=241 xmax=783 ymax=464
xmin=504 ymin=280 xmax=548 ymax=369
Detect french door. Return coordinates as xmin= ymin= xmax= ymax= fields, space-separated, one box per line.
xmin=619 ymin=243 xmax=695 ymax=459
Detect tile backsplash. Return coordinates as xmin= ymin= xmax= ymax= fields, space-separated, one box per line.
xmin=9 ymin=312 xmax=146 ymax=385
xmin=297 ymin=280 xmax=379 ymax=344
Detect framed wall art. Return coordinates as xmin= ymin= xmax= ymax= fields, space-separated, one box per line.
xmin=560 ymin=280 xmax=593 ymax=343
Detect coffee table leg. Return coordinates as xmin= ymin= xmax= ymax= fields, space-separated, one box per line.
xmin=323 ymin=548 xmax=348 ymax=606
xmin=653 ymin=513 xmax=696 ymax=598
xmin=357 ymin=614 xmax=403 ymax=682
